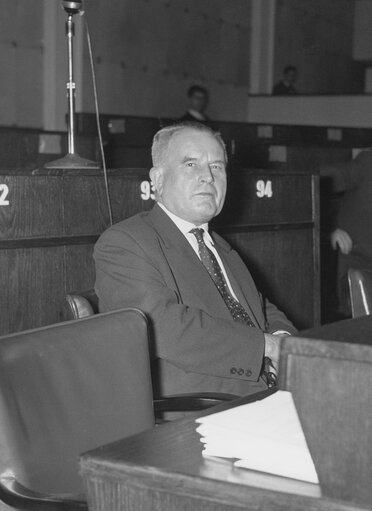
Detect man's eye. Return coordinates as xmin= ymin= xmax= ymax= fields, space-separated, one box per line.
xmin=186 ymin=162 xmax=196 ymax=167
xmin=210 ymin=164 xmax=222 ymax=171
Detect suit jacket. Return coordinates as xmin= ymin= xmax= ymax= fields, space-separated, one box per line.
xmin=329 ymin=150 xmax=372 ymax=258
xmin=94 ymin=204 xmax=296 ymax=397
xmin=179 ymin=111 xmax=213 ymax=128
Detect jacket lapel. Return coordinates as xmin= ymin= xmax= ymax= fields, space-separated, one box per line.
xmin=145 ymin=205 xmax=234 ymax=320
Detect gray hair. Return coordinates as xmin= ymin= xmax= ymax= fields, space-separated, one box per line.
xmin=151 ymin=122 xmax=227 ymax=167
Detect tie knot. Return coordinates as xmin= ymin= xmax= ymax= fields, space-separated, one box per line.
xmin=189 ymin=228 xmax=205 ymax=245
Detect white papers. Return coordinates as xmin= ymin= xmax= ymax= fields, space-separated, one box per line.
xmin=195 ymin=391 xmax=319 ymax=484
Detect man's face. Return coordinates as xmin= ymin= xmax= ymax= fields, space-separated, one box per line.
xmin=151 ymin=129 xmax=227 ymax=225
xmin=189 ymin=91 xmax=208 ymax=113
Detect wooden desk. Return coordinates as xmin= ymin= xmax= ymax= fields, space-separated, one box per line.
xmin=80 ymin=390 xmax=368 ymax=511
xmin=300 ymin=315 xmax=372 ymax=345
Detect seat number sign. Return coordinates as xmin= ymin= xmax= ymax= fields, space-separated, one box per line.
xmin=256 ymin=180 xmax=273 ymax=198
xmin=0 ymin=184 xmax=9 ymax=206
xmin=140 ymin=180 xmax=155 ymax=201
xmin=140 ymin=180 xmax=273 ymax=201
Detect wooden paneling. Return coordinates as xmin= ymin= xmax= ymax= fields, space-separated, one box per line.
xmin=0 ymin=175 xmax=63 ymax=238
xmin=216 ymin=172 xmax=313 ymax=226
xmin=62 ymin=176 xmax=109 ymax=234
xmin=266 ymin=146 xmax=352 ymax=173
xmin=108 ymin=173 xmax=154 ymax=222
xmin=107 ymin=146 xmax=152 ymax=169
xmin=74 ymin=113 xmax=372 ymax=176
xmin=279 ymin=336 xmax=372 ymax=507
xmin=221 ymin=229 xmax=316 ymax=330
xmin=5 ymin=247 xmax=66 ymax=332
xmin=0 ymin=128 xmax=98 ymax=169
xmin=0 ymin=168 xmax=153 ymax=335
xmin=1 ymin=168 xmax=318 ymax=335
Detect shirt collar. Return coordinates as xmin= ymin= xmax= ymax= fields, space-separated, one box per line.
xmin=157 ymin=202 xmax=212 ymax=242
xmin=188 ymin=109 xmax=206 ymax=121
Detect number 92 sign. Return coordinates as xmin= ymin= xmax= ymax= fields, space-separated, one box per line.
xmin=0 ymin=184 xmax=9 ymax=206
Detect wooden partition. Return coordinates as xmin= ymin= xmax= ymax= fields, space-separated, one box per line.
xmin=279 ymin=336 xmax=372 ymax=507
xmin=74 ymin=113 xmax=364 ymax=172
xmin=0 ymin=167 xmax=319 ymax=336
xmin=0 ymin=127 xmax=98 ymax=169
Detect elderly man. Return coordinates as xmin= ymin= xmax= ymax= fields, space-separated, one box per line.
xmin=94 ymin=123 xmax=296 ymax=397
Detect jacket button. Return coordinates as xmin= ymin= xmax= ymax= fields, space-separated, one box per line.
xmin=237 ymin=368 xmax=244 ymax=376
xmin=230 ymin=367 xmax=237 ymax=374
xmin=245 ymin=369 xmax=252 ymax=377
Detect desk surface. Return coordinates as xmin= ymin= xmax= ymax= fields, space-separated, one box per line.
xmin=80 ymin=390 xmax=368 ymax=511
xmin=300 ymin=315 xmax=372 ymax=344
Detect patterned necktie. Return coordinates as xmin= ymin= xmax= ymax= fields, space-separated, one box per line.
xmin=190 ymin=228 xmax=277 ymax=388
xmin=190 ymin=228 xmax=255 ymax=327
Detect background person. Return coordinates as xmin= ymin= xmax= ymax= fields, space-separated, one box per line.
xmin=272 ymin=65 xmax=298 ymax=95
xmin=320 ymin=150 xmax=372 ymax=316
xmin=180 ymin=85 xmax=211 ymax=124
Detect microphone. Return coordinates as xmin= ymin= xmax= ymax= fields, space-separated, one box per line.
xmin=61 ymin=0 xmax=83 ymax=15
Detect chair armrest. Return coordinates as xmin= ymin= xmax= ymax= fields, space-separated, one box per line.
xmin=0 ymin=473 xmax=87 ymax=510
xmin=153 ymin=392 xmax=238 ymax=413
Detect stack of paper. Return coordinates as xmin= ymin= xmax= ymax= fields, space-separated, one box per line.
xmin=195 ymin=391 xmax=319 ymax=484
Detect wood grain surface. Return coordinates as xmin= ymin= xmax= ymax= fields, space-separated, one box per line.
xmin=1 ymin=168 xmax=319 ymax=335
xmin=81 ymin=383 xmax=370 ymax=511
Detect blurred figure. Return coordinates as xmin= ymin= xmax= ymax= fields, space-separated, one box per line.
xmin=180 ymin=85 xmax=210 ymax=124
xmin=272 ymin=65 xmax=298 ymax=95
xmin=320 ymin=150 xmax=372 ymax=316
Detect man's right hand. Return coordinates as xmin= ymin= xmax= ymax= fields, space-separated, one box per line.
xmin=264 ymin=333 xmax=282 ymax=374
xmin=330 ymin=228 xmax=353 ymax=255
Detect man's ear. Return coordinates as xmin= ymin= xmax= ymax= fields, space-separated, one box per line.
xmin=150 ymin=166 xmax=164 ymax=196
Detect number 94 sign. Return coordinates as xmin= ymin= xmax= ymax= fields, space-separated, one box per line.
xmin=256 ymin=180 xmax=273 ymax=198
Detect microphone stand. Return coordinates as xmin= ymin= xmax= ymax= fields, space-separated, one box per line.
xmin=45 ymin=1 xmax=99 ymax=170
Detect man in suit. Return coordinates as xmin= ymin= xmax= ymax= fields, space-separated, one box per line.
xmin=272 ymin=65 xmax=298 ymax=95
xmin=180 ymin=85 xmax=212 ymax=125
xmin=321 ymin=150 xmax=372 ymax=316
xmin=94 ymin=122 xmax=296 ymax=397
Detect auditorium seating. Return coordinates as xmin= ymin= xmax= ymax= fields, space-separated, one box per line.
xmin=65 ymin=289 xmax=99 ymax=319
xmin=2 ymin=117 xmax=372 ymax=333
xmin=0 ymin=309 xmax=236 ymax=510
xmin=0 ymin=308 xmax=153 ymax=508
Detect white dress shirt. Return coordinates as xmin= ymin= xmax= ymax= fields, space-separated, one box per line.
xmin=157 ymin=203 xmax=290 ymax=336
xmin=187 ymin=109 xmax=207 ymax=121
xmin=157 ymin=202 xmax=239 ymax=300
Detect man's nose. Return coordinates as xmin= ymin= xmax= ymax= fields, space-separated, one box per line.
xmin=199 ymin=164 xmax=214 ymax=183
